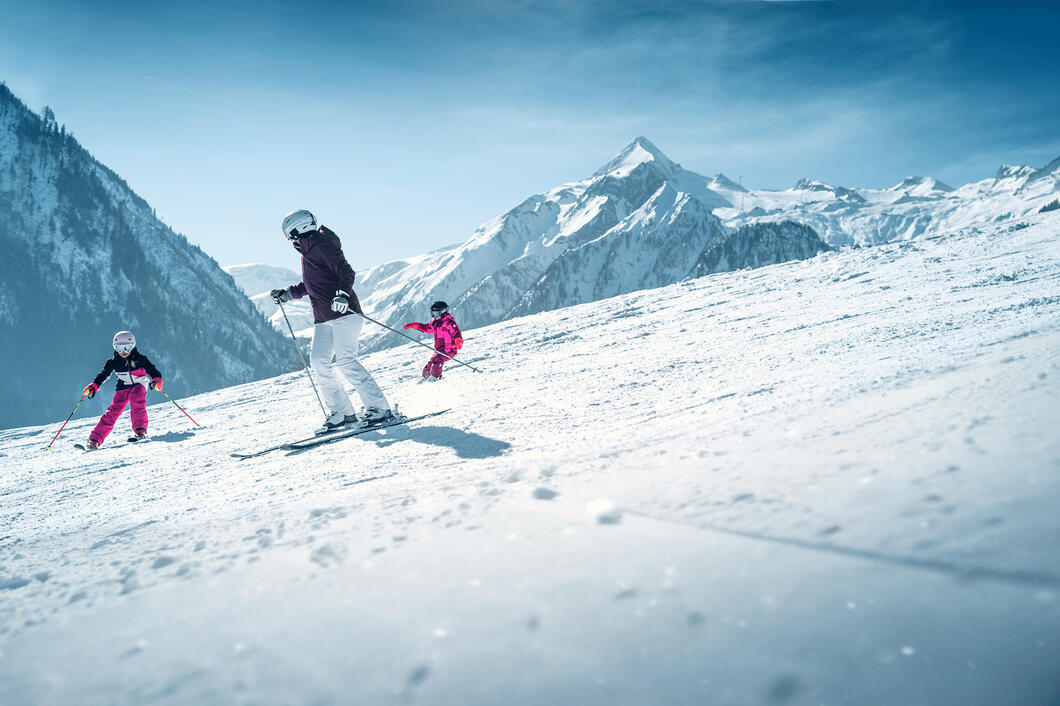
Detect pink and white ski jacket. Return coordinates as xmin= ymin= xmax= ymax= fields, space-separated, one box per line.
xmin=405 ymin=313 xmax=463 ymax=353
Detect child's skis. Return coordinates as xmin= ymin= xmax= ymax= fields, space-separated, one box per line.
xmin=74 ymin=435 xmax=150 ymax=452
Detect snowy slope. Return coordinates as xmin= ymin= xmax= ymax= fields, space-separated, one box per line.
xmin=223 ymin=264 xmax=314 ymax=338
xmin=0 ymin=85 xmax=292 ymax=429
xmin=2 ymin=212 xmax=1058 ymax=705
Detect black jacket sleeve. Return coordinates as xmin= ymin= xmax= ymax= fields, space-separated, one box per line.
xmin=92 ymin=358 xmax=115 ymax=387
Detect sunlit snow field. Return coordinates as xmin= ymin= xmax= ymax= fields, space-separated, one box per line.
xmin=1 ymin=215 xmax=1058 ymax=705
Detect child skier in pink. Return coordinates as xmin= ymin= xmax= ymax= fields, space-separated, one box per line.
xmin=81 ymin=331 xmax=163 ymax=449
xmin=403 ymin=301 xmax=463 ymax=381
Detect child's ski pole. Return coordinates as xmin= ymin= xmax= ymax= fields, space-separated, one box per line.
xmin=45 ymin=394 xmax=87 ymax=450
xmin=277 ymin=300 xmax=328 ymax=418
xmin=360 ymin=313 xmax=483 ymax=373
xmin=161 ymin=389 xmax=200 ymax=427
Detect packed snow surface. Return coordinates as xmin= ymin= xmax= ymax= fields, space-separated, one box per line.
xmin=2 ymin=215 xmax=1059 ymax=705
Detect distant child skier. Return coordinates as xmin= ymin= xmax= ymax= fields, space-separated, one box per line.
xmin=270 ymin=209 xmax=393 ymax=433
xmin=81 ymin=330 xmax=163 ymax=449
xmin=404 ymin=301 xmax=463 ymax=382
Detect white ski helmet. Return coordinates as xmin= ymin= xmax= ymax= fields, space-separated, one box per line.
xmin=281 ymin=209 xmax=317 ymax=241
xmin=113 ymin=330 xmax=136 ymax=354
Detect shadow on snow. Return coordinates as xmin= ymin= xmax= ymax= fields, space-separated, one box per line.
xmin=150 ymin=430 xmax=196 ymax=443
xmin=379 ymin=425 xmax=512 ymax=459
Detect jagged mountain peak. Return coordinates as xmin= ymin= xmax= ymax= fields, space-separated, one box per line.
xmin=709 ymin=173 xmax=748 ymax=193
xmin=995 ymin=164 xmax=1035 ymax=181
xmin=593 ymin=136 xmax=677 ymax=178
xmin=1029 ymin=155 xmax=1060 ymax=181
xmin=891 ymin=176 xmax=954 ymax=193
xmin=792 ymin=178 xmax=866 ymax=203
xmin=793 ymin=177 xmax=832 ymax=192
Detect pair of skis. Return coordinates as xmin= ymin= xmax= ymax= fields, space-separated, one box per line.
xmin=230 ymin=409 xmax=450 ymax=460
xmin=74 ymin=435 xmax=149 ymax=452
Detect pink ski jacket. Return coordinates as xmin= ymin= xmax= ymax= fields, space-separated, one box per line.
xmin=405 ymin=313 xmax=463 ymax=353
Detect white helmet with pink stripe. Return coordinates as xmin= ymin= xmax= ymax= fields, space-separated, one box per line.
xmin=112 ymin=330 xmax=136 ymax=354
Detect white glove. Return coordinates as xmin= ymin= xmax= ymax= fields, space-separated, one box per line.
xmin=331 ymin=290 xmax=350 ymax=314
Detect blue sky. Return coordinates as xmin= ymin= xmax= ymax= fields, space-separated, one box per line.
xmin=1 ymin=0 xmax=1058 ymax=269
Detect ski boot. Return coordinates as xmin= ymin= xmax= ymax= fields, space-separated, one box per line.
xmin=315 ymin=411 xmax=358 ymax=436
xmin=357 ymin=407 xmax=397 ymax=428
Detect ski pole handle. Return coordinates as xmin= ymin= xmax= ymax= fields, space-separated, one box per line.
xmin=45 ymin=394 xmax=87 ymax=450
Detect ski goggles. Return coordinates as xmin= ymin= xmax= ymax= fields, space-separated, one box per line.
xmin=114 ymin=343 xmax=135 ymax=354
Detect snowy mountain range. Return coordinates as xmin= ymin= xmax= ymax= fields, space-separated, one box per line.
xmin=238 ymin=137 xmax=1057 ymax=353
xmin=325 ymin=138 xmax=828 ymax=351
xmin=715 ymin=155 xmax=1060 ymax=246
xmin=0 ymin=84 xmax=293 ymax=429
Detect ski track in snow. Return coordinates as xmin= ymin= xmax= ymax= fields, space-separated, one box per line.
xmin=1 ymin=215 xmax=1059 ymax=705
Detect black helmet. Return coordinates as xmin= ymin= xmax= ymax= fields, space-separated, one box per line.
xmin=430 ymin=300 xmax=449 ymax=317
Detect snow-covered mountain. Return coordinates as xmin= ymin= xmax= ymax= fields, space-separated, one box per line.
xmin=688 ymin=220 xmax=831 ymax=279
xmin=342 ymin=137 xmax=825 ymax=351
xmin=226 ymin=138 xmax=1060 ymax=361
xmin=223 ymin=264 xmax=314 ymax=339
xmin=714 ymin=156 xmax=1060 ymax=246
xmin=0 ymin=84 xmax=293 ymax=429
xmin=291 ymin=137 xmax=1054 ymax=353
xmin=3 ymin=212 xmax=1058 ymax=705
xmin=509 ymin=182 xmax=727 ymax=317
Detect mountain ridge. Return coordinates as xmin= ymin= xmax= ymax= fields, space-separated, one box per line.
xmin=0 ymin=83 xmax=293 ymax=428
xmin=229 ymin=138 xmax=1059 ymax=353
xmin=341 ymin=138 xmax=820 ymax=352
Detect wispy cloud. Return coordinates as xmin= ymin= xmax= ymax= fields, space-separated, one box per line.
xmin=2 ymin=0 xmax=1057 ymax=267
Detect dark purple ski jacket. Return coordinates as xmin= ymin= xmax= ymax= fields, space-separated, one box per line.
xmin=288 ymin=225 xmax=364 ymax=324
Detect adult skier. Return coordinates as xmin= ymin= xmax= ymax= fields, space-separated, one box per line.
xmin=271 ymin=209 xmax=393 ymax=433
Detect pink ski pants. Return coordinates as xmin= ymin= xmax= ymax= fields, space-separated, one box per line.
xmin=422 ymin=351 xmax=454 ymax=379
xmin=90 ymin=385 xmax=148 ymax=444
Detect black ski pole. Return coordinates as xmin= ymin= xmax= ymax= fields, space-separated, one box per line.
xmin=359 ymin=312 xmax=483 ymax=373
xmin=45 ymin=393 xmax=88 ymax=450
xmin=277 ymin=300 xmax=329 ymax=418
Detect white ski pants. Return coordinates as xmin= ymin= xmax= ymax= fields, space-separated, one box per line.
xmin=310 ymin=314 xmax=389 ymax=416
